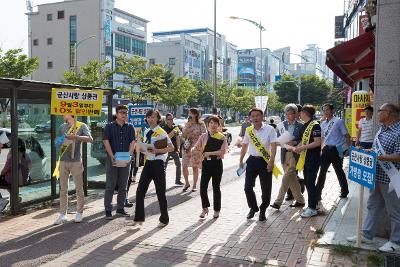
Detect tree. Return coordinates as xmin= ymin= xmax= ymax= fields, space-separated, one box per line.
xmin=188 ymin=80 xmax=213 ymax=108
xmin=274 ymin=74 xmax=333 ymax=105
xmin=0 ymin=48 xmax=39 ymax=78
xmin=216 ymin=82 xmax=235 ymax=116
xmin=231 ymin=87 xmax=256 ymax=114
xmin=161 ymin=76 xmax=197 ymax=113
xmin=62 ymin=60 xmax=113 ymax=87
xmin=0 ymin=48 xmax=39 ymax=127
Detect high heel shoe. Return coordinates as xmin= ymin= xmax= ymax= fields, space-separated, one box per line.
xmin=199 ymin=209 xmax=208 ymax=218
xmin=182 ymin=184 xmax=190 ymax=192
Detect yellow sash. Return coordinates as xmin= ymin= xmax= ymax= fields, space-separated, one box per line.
xmin=246 ymin=126 xmax=282 ymax=178
xmin=210 ymin=132 xmax=224 ymax=140
xmin=296 ymin=120 xmax=319 ymax=171
xmin=167 ymin=126 xmax=181 ymax=139
xmin=52 ymin=121 xmax=83 ymax=178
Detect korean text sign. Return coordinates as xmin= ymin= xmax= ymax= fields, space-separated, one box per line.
xmin=128 ymin=104 xmax=153 ymax=128
xmin=348 ymin=146 xmax=376 ymax=189
xmin=51 ymin=88 xmax=103 ymax=117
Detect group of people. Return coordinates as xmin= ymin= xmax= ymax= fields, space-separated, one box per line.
xmin=46 ymin=101 xmax=400 ymax=253
xmin=53 ymin=105 xmax=229 ymax=226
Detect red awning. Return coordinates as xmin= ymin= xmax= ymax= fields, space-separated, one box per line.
xmin=326 ymin=31 xmax=375 ymax=87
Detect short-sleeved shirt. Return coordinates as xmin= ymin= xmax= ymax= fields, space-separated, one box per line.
xmin=143 ymin=125 xmax=173 ymax=162
xmin=321 ymin=117 xmax=348 ymax=146
xmin=358 ymin=117 xmax=374 ymax=143
xmin=103 ymin=121 xmax=135 ymax=154
xmin=239 ymin=122 xmax=252 ymax=137
xmin=162 ymin=124 xmax=179 ymax=151
xmin=299 ymin=120 xmax=321 ymax=162
xmin=374 ymin=121 xmax=400 ymax=184
xmin=243 ymin=124 xmax=277 ymax=156
xmin=60 ymin=122 xmax=91 ymax=162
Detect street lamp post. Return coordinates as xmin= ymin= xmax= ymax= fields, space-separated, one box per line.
xmin=74 ymin=35 xmax=96 ymax=74
xmin=230 ymin=16 xmax=266 ymax=89
xmin=212 ymin=0 xmax=217 ymax=114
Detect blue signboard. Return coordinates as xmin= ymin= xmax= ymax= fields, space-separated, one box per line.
xmin=128 ymin=104 xmax=153 ymax=128
xmin=348 ymin=146 xmax=377 ymax=189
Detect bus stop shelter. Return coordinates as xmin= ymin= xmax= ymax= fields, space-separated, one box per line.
xmin=0 ymin=78 xmax=117 ymax=214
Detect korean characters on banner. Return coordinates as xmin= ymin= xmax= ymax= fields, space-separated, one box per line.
xmin=51 ymin=88 xmax=103 ymax=116
xmin=348 ymin=146 xmax=377 ymax=189
xmin=351 ymin=91 xmax=370 ymax=139
xmin=128 ymin=104 xmax=153 ymax=128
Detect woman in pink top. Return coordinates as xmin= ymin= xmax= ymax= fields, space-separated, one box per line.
xmin=193 ymin=115 xmax=229 ymax=219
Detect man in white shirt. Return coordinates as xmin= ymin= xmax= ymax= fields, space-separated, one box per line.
xmin=356 ymin=106 xmax=374 ymax=149
xmin=239 ymin=107 xmax=278 ymax=221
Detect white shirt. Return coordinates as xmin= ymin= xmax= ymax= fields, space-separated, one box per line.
xmin=359 ymin=117 xmax=374 ymax=143
xmin=143 ymin=125 xmax=173 ymax=162
xmin=243 ymin=124 xmax=277 ymax=156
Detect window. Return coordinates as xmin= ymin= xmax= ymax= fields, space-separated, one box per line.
xmin=47 ymin=14 xmax=53 ymax=21
xmin=47 ymin=38 xmax=53 ymax=45
xmin=57 ymin=10 xmax=64 ymax=19
xmin=169 ymin=58 xmax=176 ymax=66
xmin=115 ymin=33 xmax=131 ymax=53
xmin=149 ymin=58 xmax=155 ymax=65
xmin=47 ymin=61 xmax=53 ymax=69
xmin=33 ymin=39 xmax=39 ymax=46
xmin=69 ymin=16 xmax=77 ymax=68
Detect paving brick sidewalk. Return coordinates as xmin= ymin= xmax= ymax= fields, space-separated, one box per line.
xmin=41 ymin=161 xmax=367 ymax=267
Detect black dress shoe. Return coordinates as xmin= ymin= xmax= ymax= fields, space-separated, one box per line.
xmin=125 ymin=199 xmax=134 ymax=208
xmin=285 ymin=191 xmax=294 ymax=201
xmin=246 ymin=209 xmax=258 ymax=219
xmin=289 ymin=202 xmax=305 ymax=208
xmin=259 ymin=212 xmax=266 ymax=222
xmin=339 ymin=192 xmax=349 ymax=198
xmin=116 ymin=209 xmax=130 ymax=217
xmin=270 ymin=203 xmax=280 ymax=210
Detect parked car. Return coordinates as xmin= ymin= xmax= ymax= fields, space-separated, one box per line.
xmin=34 ymin=121 xmax=51 ymax=133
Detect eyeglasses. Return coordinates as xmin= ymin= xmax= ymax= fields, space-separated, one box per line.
xmin=118 ymin=111 xmax=128 ymax=115
xmin=166 ymin=118 xmax=173 ymax=121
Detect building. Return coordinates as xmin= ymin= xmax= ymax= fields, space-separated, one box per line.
xmin=27 ymin=0 xmax=148 ymax=92
xmin=237 ymin=48 xmax=283 ymax=91
xmin=148 ymin=28 xmax=238 ymax=84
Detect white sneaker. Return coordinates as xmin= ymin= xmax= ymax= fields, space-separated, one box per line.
xmin=53 ymin=213 xmax=68 ymax=225
xmin=127 ymin=221 xmax=143 ymax=227
xmin=158 ymin=222 xmax=168 ymax=228
xmin=300 ymin=207 xmax=318 ymax=218
xmin=346 ymin=235 xmax=373 ymax=244
xmin=213 ymin=211 xmax=220 ymax=218
xmin=0 ymin=198 xmax=9 ymax=212
xmin=74 ymin=212 xmax=83 ymax=223
xmin=379 ymin=241 xmax=400 ymax=252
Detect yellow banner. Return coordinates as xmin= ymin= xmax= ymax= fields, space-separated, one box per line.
xmin=345 ymin=108 xmax=352 ymax=137
xmin=351 ymin=91 xmax=370 ymax=139
xmin=51 ymin=88 xmax=103 ymax=116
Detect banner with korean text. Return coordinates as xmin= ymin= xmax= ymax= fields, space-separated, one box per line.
xmin=51 ymin=88 xmax=103 ymax=116
xmin=128 ymin=104 xmax=153 ymax=128
xmin=348 ymin=146 xmax=376 ymax=190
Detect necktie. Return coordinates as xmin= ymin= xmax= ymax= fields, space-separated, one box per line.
xmin=146 ymin=130 xmax=154 ymax=144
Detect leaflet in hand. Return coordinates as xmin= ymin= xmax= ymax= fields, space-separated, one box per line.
xmin=276 ymin=131 xmax=294 ymax=145
xmin=114 ymin=152 xmax=131 ymax=167
xmin=236 ymin=163 xmax=247 ymax=177
xmin=137 ymin=141 xmax=154 ymax=152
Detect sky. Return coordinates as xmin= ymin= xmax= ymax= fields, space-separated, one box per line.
xmin=0 ymin=0 xmax=344 ymax=63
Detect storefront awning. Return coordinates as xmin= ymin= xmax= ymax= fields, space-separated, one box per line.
xmin=326 ymin=31 xmax=375 ymax=87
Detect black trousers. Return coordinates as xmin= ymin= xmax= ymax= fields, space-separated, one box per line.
xmin=304 ymin=157 xmax=320 ymax=209
xmin=244 ymin=156 xmax=272 ymax=212
xmin=165 ymin=151 xmax=182 ymax=182
xmin=126 ymin=162 xmax=139 ymax=194
xmin=200 ymin=159 xmax=223 ymax=211
xmin=316 ymin=146 xmax=349 ymax=200
xmin=134 ymin=160 xmax=169 ymax=224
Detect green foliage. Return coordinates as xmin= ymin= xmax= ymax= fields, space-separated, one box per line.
xmin=274 ymin=74 xmax=333 ymax=105
xmin=0 ymin=48 xmax=39 ymax=78
xmin=367 ymin=253 xmax=384 ymax=266
xmin=231 ymin=87 xmax=256 ymax=113
xmin=62 ymin=60 xmax=113 ymax=87
xmin=332 ymin=244 xmax=354 ymax=256
xmin=161 ymin=76 xmax=197 ymax=109
xmin=188 ymin=80 xmax=213 ymax=108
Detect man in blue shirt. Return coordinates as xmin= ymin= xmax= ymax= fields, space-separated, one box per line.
xmin=316 ymin=103 xmax=350 ymax=202
xmin=103 ymin=105 xmax=136 ymax=219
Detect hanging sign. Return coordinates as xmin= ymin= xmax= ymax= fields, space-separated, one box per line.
xmin=51 ymin=88 xmax=103 ymax=116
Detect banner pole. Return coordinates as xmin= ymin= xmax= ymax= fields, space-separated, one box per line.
xmin=356 ymin=184 xmax=365 ymax=247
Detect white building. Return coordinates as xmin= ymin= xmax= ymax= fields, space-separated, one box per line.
xmin=148 ymin=28 xmax=238 ymax=84
xmin=27 ymin=0 xmax=148 ymax=92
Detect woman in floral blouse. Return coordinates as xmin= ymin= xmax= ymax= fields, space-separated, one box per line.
xmin=182 ymin=108 xmax=206 ymax=192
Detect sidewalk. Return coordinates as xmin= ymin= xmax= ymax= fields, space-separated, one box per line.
xmin=1 ymin=152 xmax=376 ymax=267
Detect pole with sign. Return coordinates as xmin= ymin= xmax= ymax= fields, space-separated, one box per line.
xmin=348 ymin=146 xmax=377 ymax=247
xmin=128 ymin=104 xmax=153 ymax=168
xmin=255 ymin=95 xmax=268 ymax=115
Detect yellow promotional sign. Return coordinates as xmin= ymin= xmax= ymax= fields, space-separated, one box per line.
xmin=51 ymin=88 xmax=103 ymax=116
xmin=345 ymin=108 xmax=352 ymax=137
xmin=351 ymin=91 xmax=370 ymax=139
